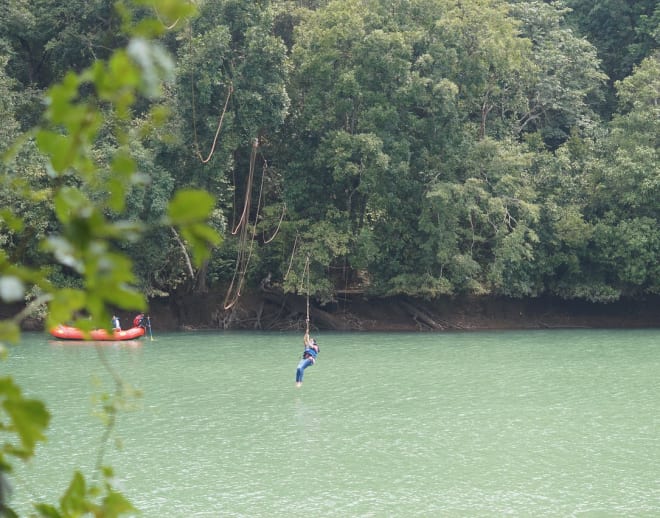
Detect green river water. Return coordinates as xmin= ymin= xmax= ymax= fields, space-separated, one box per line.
xmin=5 ymin=329 xmax=660 ymax=517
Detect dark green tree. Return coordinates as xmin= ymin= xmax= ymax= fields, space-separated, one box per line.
xmin=161 ymin=0 xmax=289 ymax=294
xmin=510 ymin=0 xmax=607 ymax=148
xmin=533 ymin=52 xmax=659 ymax=301
xmin=0 ymin=0 xmax=124 ymax=89
xmin=564 ymin=0 xmax=659 ymax=117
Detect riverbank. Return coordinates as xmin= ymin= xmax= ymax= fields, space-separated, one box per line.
xmin=8 ymin=291 xmax=659 ymax=333
xmin=146 ymin=291 xmax=660 ymax=332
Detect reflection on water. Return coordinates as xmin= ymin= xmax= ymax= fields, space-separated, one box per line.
xmin=6 ymin=329 xmax=660 ymax=516
xmin=48 ymin=339 xmax=144 ymax=348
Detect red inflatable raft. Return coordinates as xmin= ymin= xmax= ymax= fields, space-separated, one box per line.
xmin=50 ymin=325 xmax=146 ymax=341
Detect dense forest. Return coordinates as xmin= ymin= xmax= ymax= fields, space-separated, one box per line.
xmin=0 ymin=1 xmax=657 ymax=513
xmin=1 ymin=0 xmax=659 ymax=317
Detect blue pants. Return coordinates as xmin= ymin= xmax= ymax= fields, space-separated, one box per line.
xmin=296 ymin=358 xmax=314 ymax=383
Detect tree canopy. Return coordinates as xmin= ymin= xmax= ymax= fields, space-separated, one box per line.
xmin=1 ymin=0 xmax=658 ymax=308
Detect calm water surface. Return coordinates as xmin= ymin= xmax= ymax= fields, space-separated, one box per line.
xmin=6 ymin=329 xmax=660 ymax=516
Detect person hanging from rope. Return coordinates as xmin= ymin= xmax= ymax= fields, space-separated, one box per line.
xmin=295 ymin=254 xmax=319 ymax=387
xmin=296 ymin=330 xmax=319 ymax=388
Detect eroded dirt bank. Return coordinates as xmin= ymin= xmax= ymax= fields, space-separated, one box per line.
xmin=8 ymin=291 xmax=658 ymax=333
xmin=142 ymin=291 xmax=660 ymax=332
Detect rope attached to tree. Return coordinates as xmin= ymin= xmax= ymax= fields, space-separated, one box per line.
xmin=192 ymin=82 xmax=233 ymax=164
xmin=304 ymin=254 xmax=310 ymax=334
xmin=284 ymin=233 xmax=299 ymax=282
xmin=187 ymin=22 xmax=233 ymax=164
xmin=223 ymin=139 xmax=264 ymax=310
xmin=262 ymin=202 xmax=287 ymax=244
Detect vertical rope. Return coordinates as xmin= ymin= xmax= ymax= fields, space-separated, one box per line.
xmin=284 ymin=234 xmax=299 ymax=281
xmin=305 ymin=255 xmax=310 ymax=334
xmin=188 ymin=21 xmax=234 ymax=165
xmin=223 ymin=139 xmax=260 ymax=310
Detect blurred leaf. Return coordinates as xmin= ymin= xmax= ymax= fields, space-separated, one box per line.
xmin=44 ymin=72 xmax=80 ymax=124
xmin=43 ymin=236 xmax=82 ymax=273
xmin=0 ymin=209 xmax=24 ymax=232
xmin=102 ymin=490 xmax=137 ymax=516
xmin=167 ymin=189 xmax=215 ymax=225
xmin=53 ymin=187 xmax=89 ymax=225
xmin=46 ymin=289 xmax=86 ymax=330
xmin=0 ymin=320 xmax=20 ymax=345
xmin=35 ymin=130 xmax=71 ymax=174
xmin=0 ymin=276 xmax=25 ymax=303
xmin=1 ymin=377 xmax=50 ymax=454
xmin=60 ymin=471 xmax=87 ymax=516
xmin=107 ymin=176 xmax=128 ymax=213
xmin=32 ymin=503 xmax=62 ymax=518
xmin=111 ymin=150 xmax=136 ymax=176
xmin=127 ymin=39 xmax=174 ymax=98
xmin=181 ymin=223 xmax=222 ymax=267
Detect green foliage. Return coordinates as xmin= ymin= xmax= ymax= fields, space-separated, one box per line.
xmin=267 ymin=0 xmax=650 ymax=301
xmin=167 ymin=189 xmax=222 ymax=267
xmin=593 ymin=217 xmax=660 ymax=290
xmin=34 ymin=469 xmax=136 ymax=518
xmin=0 ymin=377 xmax=50 ymax=460
xmin=3 ymin=0 xmax=656 ymax=308
xmin=614 ymin=52 xmax=660 ymax=116
xmin=0 ymin=0 xmax=221 ymax=515
xmin=423 ymin=137 xmax=541 ymax=296
xmin=488 ymin=224 xmax=540 ymax=297
xmin=0 ymin=377 xmax=48 ymax=514
xmin=160 ymin=0 xmax=289 ymax=294
xmin=564 ymin=0 xmax=659 ymax=83
xmin=4 ymin=0 xmax=220 ymax=330
xmin=0 ymin=1 xmax=657 ymax=508
xmin=510 ymin=0 xmax=606 ymax=148
xmin=586 ymin=55 xmax=659 ymax=220
xmin=563 ymin=0 xmax=659 ymax=117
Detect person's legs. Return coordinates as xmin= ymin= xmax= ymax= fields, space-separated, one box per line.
xmin=296 ymin=358 xmax=313 ymax=385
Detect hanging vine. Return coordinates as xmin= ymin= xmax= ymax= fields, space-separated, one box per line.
xmin=187 ymin=22 xmax=234 ymax=164
xmin=223 ymin=138 xmax=268 ymax=310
